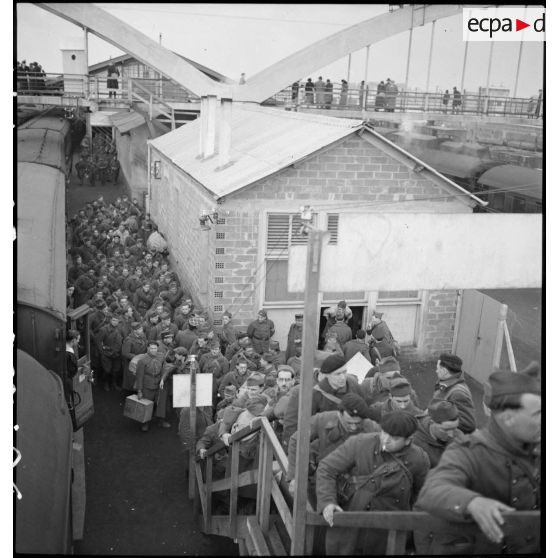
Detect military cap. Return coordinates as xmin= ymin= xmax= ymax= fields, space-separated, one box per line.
xmin=258 ymin=309 xmax=267 ymax=317
xmin=377 ymin=357 xmax=401 ymax=374
xmin=131 ymin=321 xmax=142 ymax=331
xmin=246 ymin=372 xmax=266 ymax=387
xmin=294 ymin=313 xmax=303 ymax=319
xmin=339 ymin=393 xmax=370 ymax=419
xmin=269 ymin=340 xmax=280 ymax=350
xmin=277 ymin=364 xmax=295 ymax=376
xmin=223 ymin=385 xmax=238 ymax=397
xmin=428 ymin=400 xmax=459 ymax=423
xmin=320 ymin=354 xmax=346 ymax=375
xmin=161 ymin=329 xmax=173 ymax=338
xmin=438 ymin=353 xmax=462 ymax=374
xmin=160 ymin=312 xmax=171 ymax=320
xmin=372 ymin=310 xmax=384 ymax=319
xmin=209 ymin=340 xmax=220 ymax=349
xmin=261 ymin=351 xmax=274 ymax=362
xmin=380 ymin=411 xmax=418 ymax=438
xmin=245 ymin=395 xmax=268 ymax=415
xmin=487 ymin=361 xmax=541 ymax=399
xmin=174 ymin=347 xmax=189 ymax=357
xmin=390 ymin=379 xmax=412 ymax=397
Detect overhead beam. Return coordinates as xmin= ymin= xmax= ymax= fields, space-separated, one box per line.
xmin=34 ymin=3 xmax=231 ymax=98
xmin=234 ymin=4 xmax=463 ymax=102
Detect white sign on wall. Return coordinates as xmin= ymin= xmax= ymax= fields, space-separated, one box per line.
xmin=288 ymin=214 xmax=542 ymax=292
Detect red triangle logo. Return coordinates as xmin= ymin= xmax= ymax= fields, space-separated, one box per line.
xmin=516 ymin=19 xmax=530 ymax=31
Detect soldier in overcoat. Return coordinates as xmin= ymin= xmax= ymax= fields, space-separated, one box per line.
xmin=414 ymin=363 xmax=541 ymax=555
xmin=316 ymin=411 xmax=430 ymax=555
xmin=121 ymin=322 xmax=147 ymax=391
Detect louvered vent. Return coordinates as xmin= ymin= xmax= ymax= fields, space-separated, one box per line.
xmin=327 ymin=214 xmax=339 ymax=245
xmin=266 ymin=214 xmax=290 ymax=251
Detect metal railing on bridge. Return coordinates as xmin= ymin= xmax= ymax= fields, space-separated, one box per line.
xmin=193 ymin=414 xmax=541 ymax=555
xmin=16 ymin=72 xmax=541 ymax=119
xmin=16 ymin=72 xmax=198 ymax=104
xmin=264 ymin=83 xmax=543 ymax=119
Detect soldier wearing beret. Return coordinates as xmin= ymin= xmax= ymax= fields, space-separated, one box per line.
xmin=287 ymin=393 xmax=380 ymax=507
xmin=247 ymin=309 xmax=275 ymax=354
xmin=412 ymin=399 xmax=463 ymax=467
xmin=431 ymin=353 xmax=476 ymax=433
xmin=317 ymin=411 xmax=430 ymax=555
xmin=415 ymin=362 xmax=541 ymax=555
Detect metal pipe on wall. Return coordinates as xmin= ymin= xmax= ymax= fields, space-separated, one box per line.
xmin=364 ymin=44 xmax=370 ymax=85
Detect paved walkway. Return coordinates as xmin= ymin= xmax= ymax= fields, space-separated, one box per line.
xmin=67 ymin=154 xmax=238 ymax=556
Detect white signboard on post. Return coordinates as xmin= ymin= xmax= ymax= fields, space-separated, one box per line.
xmin=288 ymin=214 xmax=542 ymax=292
xmin=172 ymin=374 xmax=213 ymax=407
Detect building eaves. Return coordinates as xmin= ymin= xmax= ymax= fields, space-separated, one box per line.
xmin=360 ymin=125 xmax=487 ymax=208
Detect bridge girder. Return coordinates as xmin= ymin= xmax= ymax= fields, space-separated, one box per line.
xmin=35 ymin=3 xmax=233 ymax=97
xmin=35 ymin=4 xmax=473 ymax=103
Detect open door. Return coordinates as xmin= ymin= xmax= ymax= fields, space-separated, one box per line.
xmin=67 ymin=304 xmax=95 ymax=430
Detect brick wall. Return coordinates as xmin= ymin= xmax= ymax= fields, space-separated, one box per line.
xmin=229 ymin=136 xmax=454 ymax=204
xmin=151 ymin=132 xmax=469 ymax=349
xmin=420 ymin=290 xmax=459 ymax=354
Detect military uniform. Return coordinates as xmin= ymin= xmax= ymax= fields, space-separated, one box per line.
xmin=285 ymin=322 xmax=303 ymax=362
xmin=121 ymin=332 xmax=147 ymax=390
xmin=247 ymin=317 xmax=275 ymax=354
xmin=316 ymin=433 xmax=430 ymax=555
xmin=415 ymin=418 xmax=540 ymax=555
xmin=432 ymin=374 xmax=476 ymax=434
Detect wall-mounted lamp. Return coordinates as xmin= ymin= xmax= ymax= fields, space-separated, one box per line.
xmin=152 ymin=160 xmax=161 ymax=179
xmin=199 ymin=207 xmax=219 ymax=230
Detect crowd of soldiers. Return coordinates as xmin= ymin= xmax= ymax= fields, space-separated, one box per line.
xmin=66 ymin=196 xmax=540 ymax=555
xmin=16 ymin=59 xmax=47 ymax=92
xmin=75 ymin=134 xmax=121 ymax=187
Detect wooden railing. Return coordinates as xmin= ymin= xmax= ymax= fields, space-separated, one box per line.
xmin=194 ymin=417 xmax=540 ymax=555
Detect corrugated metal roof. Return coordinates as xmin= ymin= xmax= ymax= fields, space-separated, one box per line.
xmin=150 ymin=105 xmax=363 ymax=198
xmin=17 ymin=162 xmax=67 ymax=317
xmin=111 ymin=111 xmax=146 ymax=133
xmin=478 ymin=165 xmax=542 ymax=201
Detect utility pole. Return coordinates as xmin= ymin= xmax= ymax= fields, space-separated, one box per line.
xmin=291 ymin=208 xmax=329 ymax=555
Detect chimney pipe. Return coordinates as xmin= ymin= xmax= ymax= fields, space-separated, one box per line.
xmin=204 ymin=95 xmax=218 ymax=158
xmin=218 ymin=98 xmax=232 ymax=168
xmin=198 ymin=96 xmax=208 ymax=158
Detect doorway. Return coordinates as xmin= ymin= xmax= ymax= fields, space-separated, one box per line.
xmin=318 ymin=305 xmax=365 ymax=349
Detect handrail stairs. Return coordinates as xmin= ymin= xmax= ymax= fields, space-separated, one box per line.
xmin=192 ymin=417 xmax=540 ymax=555
xmin=128 ymin=78 xmax=176 ymax=130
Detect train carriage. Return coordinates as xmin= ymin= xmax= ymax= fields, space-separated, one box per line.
xmin=16 ymin=110 xmax=93 ymax=553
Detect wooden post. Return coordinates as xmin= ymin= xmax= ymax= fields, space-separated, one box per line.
xmin=291 ymin=228 xmax=328 ymax=555
xmin=256 ymin=432 xmax=273 ymax=533
xmin=188 ymin=359 xmax=197 ymax=499
xmin=492 ymin=304 xmax=508 ymax=370
xmin=229 ymin=441 xmax=240 ymax=538
xmin=205 ymin=456 xmax=213 ymax=532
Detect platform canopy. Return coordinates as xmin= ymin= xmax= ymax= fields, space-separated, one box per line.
xmin=288 ymin=213 xmax=542 ymax=292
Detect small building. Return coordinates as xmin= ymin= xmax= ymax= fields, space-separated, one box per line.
xmin=147 ymin=104 xmax=482 ymax=355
